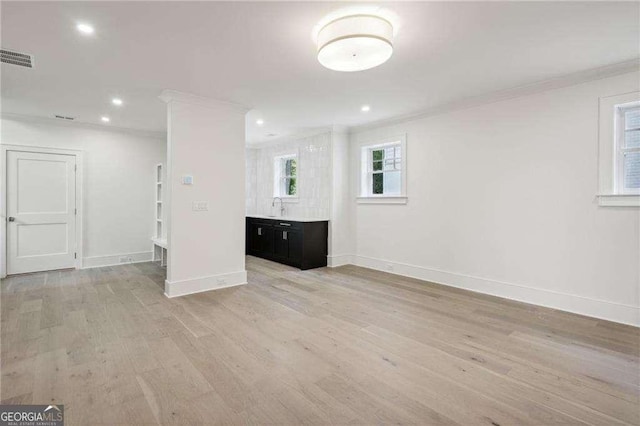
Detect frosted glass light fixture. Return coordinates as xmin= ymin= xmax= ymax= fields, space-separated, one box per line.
xmin=317 ymin=15 xmax=393 ymax=72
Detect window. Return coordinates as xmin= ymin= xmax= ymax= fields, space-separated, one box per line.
xmin=615 ymin=104 xmax=640 ymax=194
xmin=358 ymin=136 xmax=407 ymax=203
xmin=598 ymin=92 xmax=640 ymax=206
xmin=274 ymin=154 xmax=297 ymax=197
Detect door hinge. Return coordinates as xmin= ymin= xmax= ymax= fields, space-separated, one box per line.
xmin=74 ymin=253 xmax=77 ymax=259
xmin=74 ymin=208 xmax=77 ymax=215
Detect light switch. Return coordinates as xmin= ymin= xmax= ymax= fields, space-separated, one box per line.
xmin=192 ymin=201 xmax=209 ymax=211
xmin=182 ymin=175 xmax=194 ymax=185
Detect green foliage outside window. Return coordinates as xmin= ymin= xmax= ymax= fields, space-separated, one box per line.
xmin=285 ymin=158 xmax=297 ymax=196
xmin=372 ymin=150 xmax=384 ymax=194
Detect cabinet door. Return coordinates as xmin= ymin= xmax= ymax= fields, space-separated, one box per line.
xmin=249 ymin=223 xmax=263 ymax=253
xmin=249 ymin=223 xmax=274 ymax=255
xmin=274 ymin=228 xmax=288 ymax=259
xmin=287 ymin=229 xmax=302 ymax=264
xmin=260 ymin=225 xmax=275 ymax=255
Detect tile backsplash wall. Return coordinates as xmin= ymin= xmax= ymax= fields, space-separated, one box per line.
xmin=246 ymin=132 xmax=331 ymax=218
xmin=245 ymin=148 xmax=258 ymax=214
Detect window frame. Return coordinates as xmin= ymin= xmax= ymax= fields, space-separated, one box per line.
xmin=357 ymin=135 xmax=407 ymax=204
xmin=598 ymin=92 xmax=640 ymax=207
xmin=614 ymin=104 xmax=640 ymax=195
xmin=273 ymin=153 xmax=299 ymax=199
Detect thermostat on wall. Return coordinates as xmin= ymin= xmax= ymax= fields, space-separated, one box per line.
xmin=182 ymin=175 xmax=194 ymax=185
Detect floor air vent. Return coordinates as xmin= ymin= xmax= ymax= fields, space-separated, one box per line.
xmin=1 ymin=49 xmax=34 ymax=68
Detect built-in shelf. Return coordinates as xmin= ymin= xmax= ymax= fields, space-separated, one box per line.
xmin=153 ymin=163 xmax=167 ymax=267
xmin=152 ymin=237 xmax=167 ymax=249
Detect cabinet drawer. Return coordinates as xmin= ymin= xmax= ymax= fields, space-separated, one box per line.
xmin=272 ymin=220 xmax=302 ymax=230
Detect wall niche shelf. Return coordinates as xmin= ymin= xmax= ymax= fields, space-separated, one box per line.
xmin=152 ymin=163 xmax=168 ymax=267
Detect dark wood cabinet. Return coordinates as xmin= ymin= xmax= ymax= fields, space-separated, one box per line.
xmin=246 ymin=217 xmax=328 ymax=270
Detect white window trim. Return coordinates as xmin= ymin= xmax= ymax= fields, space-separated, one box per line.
xmin=614 ymin=104 xmax=640 ymax=195
xmin=598 ymin=92 xmax=640 ymax=207
xmin=273 ymin=153 xmax=299 ymax=200
xmin=357 ymin=134 xmax=407 ymax=204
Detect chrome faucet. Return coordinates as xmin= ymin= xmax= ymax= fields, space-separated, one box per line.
xmin=272 ymin=197 xmax=285 ymax=216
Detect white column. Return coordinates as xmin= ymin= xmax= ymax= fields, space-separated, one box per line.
xmin=160 ymin=90 xmax=249 ymax=297
xmin=328 ymin=127 xmax=355 ymax=266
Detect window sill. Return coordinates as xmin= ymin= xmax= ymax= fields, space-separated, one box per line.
xmin=275 ymin=197 xmax=299 ymax=204
xmin=357 ymin=196 xmax=408 ymax=205
xmin=597 ymin=194 xmax=640 ymax=207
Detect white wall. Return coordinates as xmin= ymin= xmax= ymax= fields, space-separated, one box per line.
xmin=349 ymin=72 xmax=640 ymax=326
xmin=163 ymin=92 xmax=247 ymax=297
xmin=1 ymin=115 xmax=166 ymax=271
xmin=246 ymin=132 xmax=331 ymax=219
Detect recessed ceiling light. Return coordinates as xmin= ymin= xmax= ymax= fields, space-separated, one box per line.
xmin=101 ymin=116 xmax=110 ymax=122
xmin=256 ymin=119 xmax=264 ymax=126
xmin=76 ymin=23 xmax=94 ymax=35
xmin=112 ymin=98 xmax=123 ymax=106
xmin=317 ymin=15 xmax=393 ymax=72
xmin=361 ymin=105 xmax=371 ymax=112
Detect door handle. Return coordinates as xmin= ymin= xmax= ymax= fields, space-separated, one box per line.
xmin=279 ymin=223 xmax=291 ymax=227
xmin=283 ymin=231 xmax=287 ymax=240
xmin=8 ymin=217 xmax=15 ymax=222
xmin=258 ymin=227 xmax=262 ymax=236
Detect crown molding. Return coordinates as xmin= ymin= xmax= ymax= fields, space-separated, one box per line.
xmin=0 ymin=112 xmax=166 ymax=139
xmin=159 ymin=89 xmax=250 ymax=114
xmin=351 ymin=59 xmax=640 ymax=134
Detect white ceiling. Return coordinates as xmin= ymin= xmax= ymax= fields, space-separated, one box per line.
xmin=2 ymin=1 xmax=638 ymax=144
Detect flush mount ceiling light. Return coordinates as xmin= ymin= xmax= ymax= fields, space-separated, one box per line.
xmin=76 ymin=23 xmax=94 ymax=35
xmin=112 ymin=98 xmax=123 ymax=106
xmin=317 ymin=14 xmax=393 ymax=72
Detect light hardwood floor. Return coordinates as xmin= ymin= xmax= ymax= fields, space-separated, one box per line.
xmin=1 ymin=256 xmax=638 ymax=425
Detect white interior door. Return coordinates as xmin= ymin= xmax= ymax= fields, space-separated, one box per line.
xmin=7 ymin=150 xmax=77 ymax=274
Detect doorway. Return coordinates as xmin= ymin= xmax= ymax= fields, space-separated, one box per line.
xmin=5 ymin=148 xmax=79 ymax=275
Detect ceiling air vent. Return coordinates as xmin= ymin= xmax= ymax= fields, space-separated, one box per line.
xmin=1 ymin=49 xmax=34 ymax=68
xmin=54 ymin=115 xmax=75 ymax=121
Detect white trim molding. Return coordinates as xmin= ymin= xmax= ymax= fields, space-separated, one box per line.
xmin=165 ymin=270 xmax=248 ymax=298
xmin=357 ymin=196 xmax=408 ymax=205
xmin=597 ymin=194 xmax=640 ymax=207
xmin=83 ymin=251 xmax=153 ymax=269
xmin=159 ymin=89 xmax=250 ymax=114
xmin=327 ymin=254 xmax=356 ymax=267
xmin=350 ymin=255 xmax=639 ymax=327
xmin=352 ymin=59 xmax=640 ymax=133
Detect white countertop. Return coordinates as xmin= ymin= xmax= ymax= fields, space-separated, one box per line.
xmin=247 ymin=214 xmax=329 ymax=223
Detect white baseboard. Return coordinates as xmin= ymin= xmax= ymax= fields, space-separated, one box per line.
xmin=327 ymin=254 xmax=356 ymax=267
xmin=165 ymin=270 xmax=247 ymax=298
xmin=82 ymin=251 xmax=153 ymax=269
xmin=351 ymin=255 xmax=639 ymax=327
